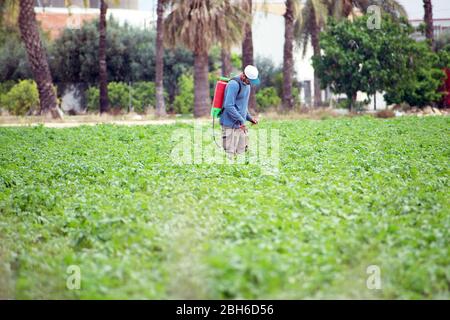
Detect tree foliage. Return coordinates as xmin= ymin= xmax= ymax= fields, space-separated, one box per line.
xmin=51 ymin=18 xmax=155 ymax=87
xmin=86 ymin=81 xmax=166 ymax=113
xmin=173 ymin=73 xmax=194 ymax=114
xmin=384 ymin=41 xmax=444 ymax=107
xmin=256 ymin=87 xmax=281 ymax=111
xmin=0 ymin=27 xmax=31 ymax=82
xmin=1 ymin=79 xmax=39 ymax=115
xmin=49 ymin=18 xmax=224 ymax=109
xmin=313 ymin=15 xmax=444 ymax=109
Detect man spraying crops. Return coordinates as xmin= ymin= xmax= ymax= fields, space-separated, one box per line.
xmin=220 ymin=65 xmax=260 ymax=157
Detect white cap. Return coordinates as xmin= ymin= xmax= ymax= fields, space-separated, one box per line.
xmin=244 ymin=65 xmax=260 ymax=86
xmin=244 ymin=65 xmax=259 ymax=80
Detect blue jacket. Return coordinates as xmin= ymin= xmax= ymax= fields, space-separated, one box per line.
xmin=220 ymin=77 xmax=253 ymax=128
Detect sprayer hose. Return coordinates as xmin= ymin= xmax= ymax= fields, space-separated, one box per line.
xmin=212 ymin=116 xmax=222 ymax=149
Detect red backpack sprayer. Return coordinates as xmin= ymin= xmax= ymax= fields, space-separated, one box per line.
xmin=211 ymin=77 xmax=230 ymax=119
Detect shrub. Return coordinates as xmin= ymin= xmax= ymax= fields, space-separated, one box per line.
xmin=375 ymin=110 xmax=396 ymax=118
xmin=270 ymin=70 xmax=301 ymax=107
xmin=231 ymin=53 xmax=242 ymax=71
xmin=108 ymin=82 xmax=137 ymax=111
xmin=384 ymin=41 xmax=444 ymax=107
xmin=132 ymin=82 xmax=168 ymax=114
xmin=0 ymin=27 xmax=32 ymax=82
xmin=2 ymin=80 xmax=39 ymax=115
xmin=86 ymin=86 xmax=100 ymax=112
xmin=86 ymin=82 xmax=138 ymax=112
xmin=256 ymin=87 xmax=281 ymax=111
xmin=0 ymin=81 xmax=16 ymax=112
xmin=336 ymin=98 xmax=366 ymax=111
xmin=336 ymin=99 xmax=351 ymax=110
xmin=173 ymin=74 xmax=194 ymax=114
xmin=133 ymin=82 xmax=156 ymax=113
xmin=0 ymin=81 xmax=16 ymax=96
xmin=435 ymin=31 xmax=450 ymax=52
xmin=292 ymin=86 xmax=301 ymax=108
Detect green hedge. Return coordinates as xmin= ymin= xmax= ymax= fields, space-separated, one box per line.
xmin=256 ymin=87 xmax=281 ymax=111
xmin=86 ymin=81 xmax=165 ymax=113
xmin=173 ymin=74 xmax=194 ymax=114
xmin=1 ymin=80 xmax=39 ymax=115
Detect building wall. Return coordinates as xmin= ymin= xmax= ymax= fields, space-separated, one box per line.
xmin=35 ymin=0 xmax=156 ymax=39
xmin=35 ymin=0 xmax=139 ymax=10
xmin=36 ymin=11 xmax=97 ymax=39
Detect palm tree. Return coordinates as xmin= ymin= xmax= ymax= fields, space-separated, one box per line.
xmin=17 ymin=0 xmax=63 ymax=118
xmin=282 ymin=0 xmax=296 ymax=110
xmin=295 ymin=0 xmax=328 ymax=107
xmin=99 ymin=0 xmax=109 ymax=114
xmin=423 ymin=0 xmax=434 ymax=49
xmin=223 ymin=0 xmax=259 ymax=78
xmin=155 ymin=0 xmax=167 ymax=116
xmin=242 ymin=0 xmax=256 ymax=112
xmin=221 ymin=42 xmax=232 ymax=77
xmin=71 ymin=0 xmax=118 ymax=114
xmin=165 ymin=0 xmax=247 ymax=117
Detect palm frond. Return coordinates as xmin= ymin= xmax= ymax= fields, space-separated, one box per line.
xmin=294 ymin=0 xmax=328 ymax=57
xmin=164 ymin=0 xmax=248 ymax=54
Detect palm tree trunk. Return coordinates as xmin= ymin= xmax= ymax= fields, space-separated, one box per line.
xmin=193 ymin=50 xmax=210 ymax=118
xmin=282 ymin=0 xmax=295 ymax=110
xmin=342 ymin=0 xmax=353 ymax=17
xmin=423 ymin=0 xmax=434 ymax=49
xmin=18 ymin=0 xmax=62 ymax=119
xmin=242 ymin=0 xmax=256 ymax=112
xmin=221 ymin=44 xmax=232 ymax=77
xmin=155 ymin=0 xmax=166 ymax=116
xmin=310 ymin=8 xmax=322 ymax=107
xmin=349 ymin=92 xmax=357 ymax=112
xmin=99 ymin=0 xmax=109 ymax=114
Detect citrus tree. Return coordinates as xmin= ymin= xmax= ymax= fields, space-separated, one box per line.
xmin=313 ymin=15 xmax=444 ymax=109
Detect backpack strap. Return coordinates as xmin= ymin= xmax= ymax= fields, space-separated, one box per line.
xmin=232 ymin=76 xmax=242 ymax=97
